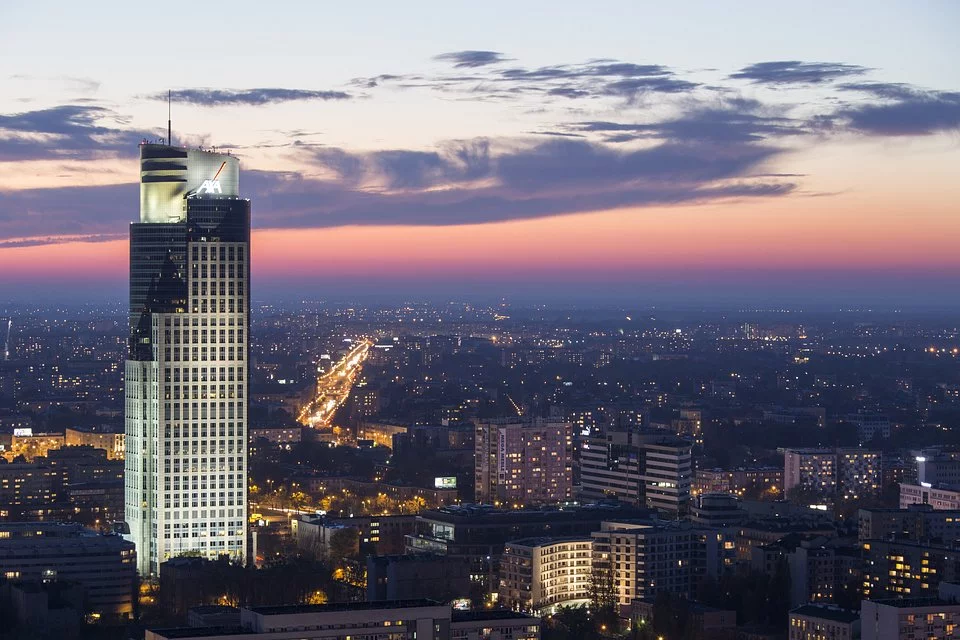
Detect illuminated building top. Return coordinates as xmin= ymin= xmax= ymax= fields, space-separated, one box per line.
xmin=139 ymin=143 xmax=240 ymax=223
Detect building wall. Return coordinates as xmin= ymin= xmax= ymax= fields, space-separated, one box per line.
xmin=499 ymin=538 xmax=592 ymax=614
xmin=861 ymin=599 xmax=960 ymax=640
xmin=901 ymin=483 xmax=960 ymax=510
xmin=788 ymin=610 xmax=858 ymax=640
xmin=580 ymin=430 xmax=692 ymax=514
xmin=0 ymin=531 xmax=136 ymax=618
xmin=125 ymin=144 xmax=250 ymax=575
xmin=474 ymin=419 xmax=572 ymax=505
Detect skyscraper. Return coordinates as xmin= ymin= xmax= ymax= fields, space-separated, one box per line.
xmin=123 ymin=142 xmax=250 ymax=575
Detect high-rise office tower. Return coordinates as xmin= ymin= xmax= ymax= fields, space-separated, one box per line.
xmin=580 ymin=429 xmax=692 ymax=514
xmin=123 ymin=142 xmax=250 ymax=575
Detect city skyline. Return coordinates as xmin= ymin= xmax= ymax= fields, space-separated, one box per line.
xmin=1 ymin=1 xmax=959 ymax=305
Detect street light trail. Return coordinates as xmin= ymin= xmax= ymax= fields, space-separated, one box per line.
xmin=297 ymin=338 xmax=373 ymax=430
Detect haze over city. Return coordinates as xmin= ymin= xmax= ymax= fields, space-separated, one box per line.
xmin=3 ymin=5 xmax=960 ymax=640
xmin=2 ymin=1 xmax=959 ymax=305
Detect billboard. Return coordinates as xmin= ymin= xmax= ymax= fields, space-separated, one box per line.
xmin=434 ymin=476 xmax=457 ymax=489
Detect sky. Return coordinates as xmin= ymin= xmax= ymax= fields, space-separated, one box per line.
xmin=1 ymin=1 xmax=959 ymax=306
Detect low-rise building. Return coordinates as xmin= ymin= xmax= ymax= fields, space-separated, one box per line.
xmin=901 ymin=483 xmax=960 ymax=510
xmin=64 ymin=426 xmax=125 ymax=460
xmin=367 ymin=554 xmax=472 ymax=603
xmin=861 ymin=598 xmax=960 ymax=639
xmin=145 ymin=601 xmax=540 ymax=640
xmin=789 ymin=604 xmax=859 ymax=640
xmin=694 ymin=467 xmax=783 ymax=499
xmin=632 ymin=598 xmax=736 ymax=639
xmin=0 ymin=522 xmax=135 ymax=619
xmin=862 ymin=539 xmax=960 ymax=599
xmin=690 ymin=493 xmax=744 ymax=527
xmin=859 ymin=504 xmax=960 ymax=544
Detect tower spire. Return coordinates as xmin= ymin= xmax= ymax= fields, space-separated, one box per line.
xmin=167 ymin=90 xmax=172 ymax=147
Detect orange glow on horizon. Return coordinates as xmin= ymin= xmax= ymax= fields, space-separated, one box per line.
xmin=1 ymin=192 xmax=958 ymax=285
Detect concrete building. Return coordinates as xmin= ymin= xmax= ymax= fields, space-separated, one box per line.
xmin=901 ymin=483 xmax=960 ymax=510
xmin=367 ymin=554 xmax=472 ymax=603
xmin=405 ymin=504 xmax=651 ymax=564
xmin=0 ymin=461 xmax=63 ymax=514
xmin=858 ymin=504 xmax=960 ymax=544
xmin=290 ymin=517 xmax=359 ymax=559
xmin=917 ymin=451 xmax=960 ymax=487
xmin=861 ymin=598 xmax=960 ymax=639
xmin=145 ymin=601 xmax=539 ymax=640
xmin=579 ymin=429 xmax=692 ymax=514
xmin=848 ymin=412 xmax=891 ymax=442
xmin=499 ymin=537 xmax=592 ymax=614
xmin=632 ymin=598 xmax=736 ymax=639
xmin=862 ymin=539 xmax=960 ymax=599
xmin=693 ymin=467 xmax=783 ymax=498
xmin=690 ymin=492 xmax=744 ymax=527
xmin=591 ymin=520 xmax=735 ymax=606
xmin=837 ymin=448 xmax=882 ymax=500
xmin=784 ymin=447 xmax=880 ymax=499
xmin=123 ymin=142 xmax=250 ymax=574
xmin=449 ymin=610 xmax=540 ymax=640
xmin=789 ymin=605 xmax=859 ymax=640
xmin=474 ymin=418 xmax=572 ymax=505
xmin=248 ymin=425 xmax=301 ymax=449
xmin=65 ymin=426 xmax=125 ymax=460
xmin=0 ymin=522 xmax=136 ymax=619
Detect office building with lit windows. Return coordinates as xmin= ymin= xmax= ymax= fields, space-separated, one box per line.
xmin=123 ymin=143 xmax=250 ymax=575
xmin=579 ymin=429 xmax=692 ymax=514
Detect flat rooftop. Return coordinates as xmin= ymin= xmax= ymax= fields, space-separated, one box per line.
xmin=791 ymin=605 xmax=859 ymax=623
xmin=148 ymin=627 xmax=250 ymax=639
xmin=452 ymin=610 xmax=538 ymax=622
xmin=249 ymin=599 xmax=442 ymax=616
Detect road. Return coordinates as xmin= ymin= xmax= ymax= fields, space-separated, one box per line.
xmin=298 ymin=338 xmax=372 ymax=429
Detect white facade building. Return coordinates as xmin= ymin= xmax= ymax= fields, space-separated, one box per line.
xmin=499 ymin=537 xmax=593 ymax=614
xmin=125 ymin=143 xmax=250 ymax=574
xmin=861 ymin=598 xmax=960 ymax=639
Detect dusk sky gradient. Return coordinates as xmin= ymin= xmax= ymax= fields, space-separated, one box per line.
xmin=1 ymin=1 xmax=959 ymax=305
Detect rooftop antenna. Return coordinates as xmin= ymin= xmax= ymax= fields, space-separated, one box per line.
xmin=167 ymin=90 xmax=173 ymax=147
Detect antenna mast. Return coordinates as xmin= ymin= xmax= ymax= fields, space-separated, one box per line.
xmin=167 ymin=90 xmax=172 ymax=147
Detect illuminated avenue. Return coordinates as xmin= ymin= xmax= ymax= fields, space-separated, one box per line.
xmin=298 ymin=338 xmax=373 ymax=432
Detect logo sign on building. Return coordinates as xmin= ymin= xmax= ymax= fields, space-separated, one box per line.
xmin=196 ymin=179 xmax=223 ymax=195
xmin=434 ymin=477 xmax=457 ymax=489
xmin=13 ymin=428 xmax=32 ymax=437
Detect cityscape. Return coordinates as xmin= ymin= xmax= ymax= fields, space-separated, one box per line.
xmin=1 ymin=3 xmax=960 ymax=640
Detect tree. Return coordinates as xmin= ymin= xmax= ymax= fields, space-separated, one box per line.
xmin=588 ymin=562 xmax=617 ymax=610
xmin=551 ymin=605 xmax=595 ymax=640
xmin=328 ymin=527 xmax=360 ymax=562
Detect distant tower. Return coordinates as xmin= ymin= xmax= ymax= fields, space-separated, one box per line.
xmin=123 ymin=142 xmax=250 ymax=575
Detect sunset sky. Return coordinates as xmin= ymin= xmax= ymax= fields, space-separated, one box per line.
xmin=1 ymin=1 xmax=959 ymax=305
